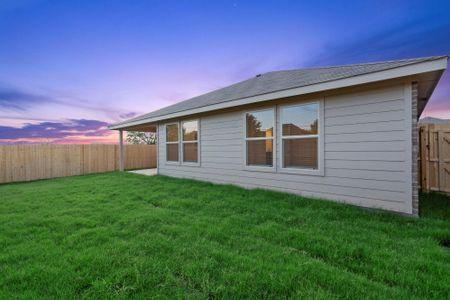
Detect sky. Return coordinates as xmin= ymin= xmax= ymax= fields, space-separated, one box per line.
xmin=0 ymin=0 xmax=449 ymax=144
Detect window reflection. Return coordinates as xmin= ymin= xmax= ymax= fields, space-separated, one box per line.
xmin=281 ymin=103 xmax=318 ymax=136
xmin=246 ymin=110 xmax=274 ymax=138
xmin=246 ymin=109 xmax=274 ymax=167
xmin=182 ymin=120 xmax=198 ymax=141
xmin=166 ymin=124 xmax=179 ymax=142
xmin=281 ymin=103 xmax=319 ymax=169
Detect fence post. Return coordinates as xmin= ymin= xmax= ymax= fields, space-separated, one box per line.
xmin=438 ymin=129 xmax=442 ymax=192
xmin=419 ymin=125 xmax=427 ymax=191
xmin=425 ymin=124 xmax=431 ymax=191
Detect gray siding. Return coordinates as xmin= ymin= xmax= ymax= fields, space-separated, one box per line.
xmin=158 ymin=83 xmax=413 ymax=214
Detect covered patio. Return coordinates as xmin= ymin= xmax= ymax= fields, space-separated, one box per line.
xmin=113 ymin=123 xmax=158 ymax=172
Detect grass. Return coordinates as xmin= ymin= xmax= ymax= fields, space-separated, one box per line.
xmin=420 ymin=191 xmax=450 ymax=221
xmin=0 ymin=172 xmax=449 ymax=299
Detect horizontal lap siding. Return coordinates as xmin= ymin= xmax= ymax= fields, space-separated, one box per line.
xmin=158 ymin=84 xmax=411 ymax=213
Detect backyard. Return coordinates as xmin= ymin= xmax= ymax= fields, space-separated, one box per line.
xmin=0 ymin=172 xmax=449 ymax=299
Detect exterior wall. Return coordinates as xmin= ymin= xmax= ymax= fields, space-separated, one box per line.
xmin=158 ymin=83 xmax=415 ymax=214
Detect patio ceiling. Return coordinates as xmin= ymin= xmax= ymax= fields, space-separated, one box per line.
xmin=115 ymin=123 xmax=157 ymax=132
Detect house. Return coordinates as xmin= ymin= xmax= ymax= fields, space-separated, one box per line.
xmin=109 ymin=56 xmax=448 ymax=215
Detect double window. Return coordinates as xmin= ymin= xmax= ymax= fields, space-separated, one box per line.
xmin=165 ymin=102 xmax=320 ymax=173
xmin=245 ymin=101 xmax=321 ymax=173
xmin=165 ymin=120 xmax=199 ymax=164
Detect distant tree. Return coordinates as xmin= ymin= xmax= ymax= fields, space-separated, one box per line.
xmin=126 ymin=132 xmax=156 ymax=145
xmin=246 ymin=113 xmax=263 ymax=136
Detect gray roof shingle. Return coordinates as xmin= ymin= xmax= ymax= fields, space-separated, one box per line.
xmin=111 ymin=56 xmax=446 ymax=128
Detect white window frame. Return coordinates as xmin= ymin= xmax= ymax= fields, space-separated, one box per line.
xmin=278 ymin=98 xmax=324 ymax=176
xmin=243 ymin=107 xmax=276 ymax=172
xmin=165 ymin=122 xmax=180 ymax=164
xmin=181 ymin=119 xmax=200 ymax=166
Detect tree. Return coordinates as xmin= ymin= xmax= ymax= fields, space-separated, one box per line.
xmin=126 ymin=132 xmax=156 ymax=145
xmin=246 ymin=113 xmax=263 ymax=136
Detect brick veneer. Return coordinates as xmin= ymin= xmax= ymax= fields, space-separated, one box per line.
xmin=411 ymin=82 xmax=419 ymax=216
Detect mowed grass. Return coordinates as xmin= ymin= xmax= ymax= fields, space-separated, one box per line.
xmin=0 ymin=173 xmax=449 ymax=299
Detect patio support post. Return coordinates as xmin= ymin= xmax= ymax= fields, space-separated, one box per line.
xmin=119 ymin=130 xmax=124 ymax=171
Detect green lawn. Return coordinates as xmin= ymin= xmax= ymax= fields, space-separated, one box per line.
xmin=1 ymin=173 xmax=449 ymax=299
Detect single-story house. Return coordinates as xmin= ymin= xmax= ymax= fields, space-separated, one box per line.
xmin=109 ymin=56 xmax=448 ymax=215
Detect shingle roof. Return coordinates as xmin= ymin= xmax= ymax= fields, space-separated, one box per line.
xmin=111 ymin=56 xmax=447 ymax=128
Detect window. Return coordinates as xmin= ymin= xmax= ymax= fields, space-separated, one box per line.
xmin=280 ymin=103 xmax=319 ymax=169
xmin=245 ymin=109 xmax=274 ymax=167
xmin=166 ymin=123 xmax=179 ymax=162
xmin=182 ymin=120 xmax=199 ymax=163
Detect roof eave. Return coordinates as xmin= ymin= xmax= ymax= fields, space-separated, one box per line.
xmin=109 ymin=56 xmax=448 ymax=130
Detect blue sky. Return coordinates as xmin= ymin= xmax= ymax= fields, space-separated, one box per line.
xmin=0 ymin=0 xmax=449 ymax=143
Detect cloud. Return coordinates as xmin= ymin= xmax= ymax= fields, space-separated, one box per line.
xmin=300 ymin=18 xmax=450 ymax=119
xmin=0 ymin=83 xmax=145 ymax=125
xmin=119 ymin=112 xmax=138 ymax=119
xmin=0 ymin=87 xmax=52 ymax=110
xmin=307 ymin=19 xmax=450 ymax=67
xmin=0 ymin=119 xmax=110 ymax=140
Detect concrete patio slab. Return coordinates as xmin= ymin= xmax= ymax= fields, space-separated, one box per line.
xmin=128 ymin=168 xmax=157 ymax=176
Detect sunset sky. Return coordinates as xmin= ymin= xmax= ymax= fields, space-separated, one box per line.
xmin=0 ymin=0 xmax=449 ymax=144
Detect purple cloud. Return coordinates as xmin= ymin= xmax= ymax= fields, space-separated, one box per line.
xmin=0 ymin=87 xmax=51 ymax=110
xmin=0 ymin=119 xmax=109 ymax=140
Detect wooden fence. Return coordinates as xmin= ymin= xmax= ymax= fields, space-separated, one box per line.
xmin=0 ymin=144 xmax=156 ymax=184
xmin=419 ymin=124 xmax=450 ymax=193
